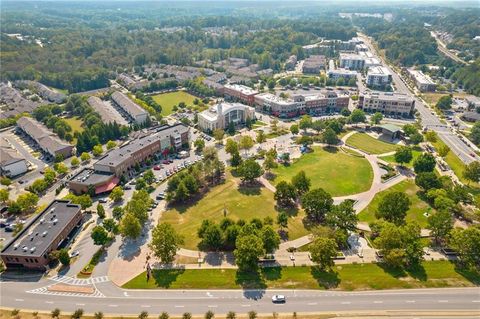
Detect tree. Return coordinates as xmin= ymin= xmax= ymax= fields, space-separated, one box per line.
xmin=341 ymin=108 xmax=351 ymax=117
xmin=310 ymin=237 xmax=337 ymax=270
xmin=194 ymin=138 xmax=205 ymax=153
xmin=256 ymin=130 xmax=266 ymax=144
xmin=277 ymin=212 xmax=288 ymax=229
xmin=230 ymin=150 xmax=242 ymax=168
xmin=225 ymin=139 xmax=238 ymax=155
xmin=262 ymin=153 xmax=277 ymax=174
xmin=0 ymin=177 xmax=11 ymax=186
xmin=291 ymin=170 xmax=310 ymax=195
xmin=91 ymin=225 xmax=109 ymax=246
xmin=71 ymin=157 xmax=80 ymax=167
xmin=237 ymin=159 xmax=264 ymax=184
xmin=92 ymin=144 xmax=103 ymax=157
xmin=247 ymin=311 xmax=257 ymax=319
xmin=120 ymin=213 xmax=142 ymax=239
xmin=409 ymin=132 xmax=424 ymax=145
xmin=213 ymin=129 xmax=224 ymax=143
xmin=463 ymin=161 xmax=480 ymax=184
xmin=51 ymin=309 xmax=61 ymax=319
xmin=349 ymin=109 xmax=366 ymax=123
xmin=54 ymin=162 xmax=69 ymax=174
xmin=438 ymin=145 xmax=450 ymax=158
xmin=109 ymin=186 xmax=124 ymax=202
xmin=239 ymin=135 xmax=254 ymax=155
xmin=58 ymin=248 xmax=71 ymax=266
xmin=138 ymin=311 xmax=148 ymax=319
xmin=301 ymin=188 xmax=333 ymax=223
xmin=274 ymin=181 xmax=297 ymax=207
xmin=425 ymin=131 xmax=437 ymax=143
xmin=413 ymin=153 xmax=436 ymax=173
xmin=149 ymin=223 xmax=184 ymax=264
xmin=103 ymin=218 xmax=118 ymax=235
xmin=106 ymin=140 xmax=117 ymax=150
xmin=290 ymin=124 xmax=299 ymax=135
xmin=415 ymin=172 xmax=441 ymax=191
xmin=311 ymin=120 xmax=324 ymax=134
xmin=326 ymin=200 xmax=358 ymax=233
xmin=402 ymin=222 xmax=423 ymax=266
xmin=201 ymin=224 xmax=223 ymax=251
xmin=299 ymin=115 xmax=312 ymax=133
xmin=143 ymin=169 xmax=155 ymax=185
xmin=0 ymin=189 xmax=9 ymax=203
xmin=370 ymin=112 xmax=383 ymax=125
xmin=80 ymin=152 xmax=91 ymax=162
xmin=96 ymin=203 xmax=106 ymax=219
xmin=226 ymin=311 xmax=236 ymax=319
xmin=470 ymin=121 xmax=480 ymax=146
xmin=159 ymin=312 xmax=169 ymax=319
xmin=322 ymin=127 xmax=338 ymax=146
xmin=16 ymin=192 xmax=39 ymax=212
xmin=261 ymin=226 xmax=280 ymax=253
xmin=394 ymin=147 xmax=413 ymax=166
xmin=436 ymin=95 xmax=452 ymax=110
xmin=374 ymin=222 xmax=405 ymax=268
xmin=428 ymin=210 xmax=453 ymax=245
xmin=234 ymin=234 xmax=264 ymax=272
xmin=376 ymin=192 xmax=410 ymax=225
xmin=449 ymin=227 xmax=480 ymax=270
xmin=402 ymin=124 xmax=417 ymax=136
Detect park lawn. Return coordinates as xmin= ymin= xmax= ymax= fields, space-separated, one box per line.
xmin=378 ymin=147 xmax=423 ymax=168
xmin=64 ymin=117 xmax=84 ymax=133
xmin=152 ymin=91 xmax=197 ymax=116
xmin=159 ymin=174 xmax=308 ymax=250
xmin=346 ymin=132 xmax=400 ymax=154
xmin=272 ymin=146 xmax=373 ymax=197
xmin=122 ymin=261 xmax=478 ymax=290
xmin=358 ymin=179 xmax=434 ymax=228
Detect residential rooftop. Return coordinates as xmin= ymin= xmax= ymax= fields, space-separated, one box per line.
xmin=111 ymin=92 xmax=148 ymax=118
xmin=224 ymin=84 xmax=258 ymax=96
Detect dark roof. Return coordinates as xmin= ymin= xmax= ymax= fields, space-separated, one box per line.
xmin=111 ymin=92 xmax=148 ymax=118
xmin=1 ymin=200 xmax=81 ymax=258
xmin=461 ymin=111 xmax=480 ymax=121
xmin=378 ymin=123 xmax=402 ymax=133
xmin=87 ymin=96 xmax=127 ymax=125
xmin=17 ymin=117 xmax=72 ymax=155
xmin=69 ymin=168 xmax=114 ymax=186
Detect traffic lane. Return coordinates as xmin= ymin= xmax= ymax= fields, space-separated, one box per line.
xmin=439 ymin=132 xmax=477 ymax=164
xmin=2 ymin=286 xmax=480 ymax=314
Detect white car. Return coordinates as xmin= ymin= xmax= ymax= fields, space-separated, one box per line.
xmin=70 ymin=250 xmax=80 ymax=258
xmin=272 ymin=295 xmax=286 ymax=303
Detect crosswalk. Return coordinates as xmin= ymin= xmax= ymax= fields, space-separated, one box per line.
xmin=26 ymin=286 xmax=105 ymax=298
xmin=48 ymin=275 xmax=109 ymax=286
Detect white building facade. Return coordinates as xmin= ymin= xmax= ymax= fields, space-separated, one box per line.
xmin=197 ymin=102 xmax=256 ymax=132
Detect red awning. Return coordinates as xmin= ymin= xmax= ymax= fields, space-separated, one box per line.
xmin=95 ymin=177 xmax=120 ymax=194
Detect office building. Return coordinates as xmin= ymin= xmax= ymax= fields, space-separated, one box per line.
xmin=16 ymin=117 xmax=74 ymax=159
xmin=366 ymin=66 xmax=392 ymax=87
xmin=406 ymin=69 xmax=436 ymax=92
xmin=223 ymin=84 xmax=258 ymax=106
xmin=358 ymin=92 xmax=415 ymax=117
xmin=0 ymin=200 xmax=82 ymax=270
xmin=197 ymin=102 xmax=255 ymax=132
xmin=111 ymin=92 xmax=148 ymax=124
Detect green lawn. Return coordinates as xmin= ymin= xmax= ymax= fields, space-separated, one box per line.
xmin=346 ymin=132 xmax=400 ymax=154
xmin=272 ymin=146 xmax=373 ymax=197
xmin=378 ymin=147 xmax=423 ymax=168
xmin=64 ymin=117 xmax=84 ymax=133
xmin=358 ymin=179 xmax=434 ymax=228
xmin=122 ymin=261 xmax=479 ymax=290
xmin=152 ymin=91 xmax=198 ymax=116
xmin=159 ymin=174 xmax=308 ymax=250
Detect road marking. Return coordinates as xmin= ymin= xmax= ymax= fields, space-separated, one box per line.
xmin=373 ymin=301 xmax=383 ymax=304
xmin=76 ymin=303 xmax=85 ymax=306
xmin=14 ymin=299 xmax=24 ymax=302
xmin=141 ymin=305 xmax=150 ymax=308
xmin=175 ymin=306 xmax=184 ymax=308
xmin=472 ymin=300 xmax=480 ymax=303
xmin=405 ymin=300 xmax=416 ymax=303
xmin=45 ymin=301 xmax=54 ymax=304
xmin=241 ymin=304 xmax=251 ymax=307
xmin=307 ymin=302 xmax=318 ymax=305
xmin=123 ymin=292 xmax=129 ymax=297
xmin=108 ymin=305 xmax=118 ymax=307
xmin=341 ymin=301 xmax=351 ymax=304
xmin=208 ymin=305 xmax=218 ymax=308
xmin=438 ymin=300 xmax=449 ymax=303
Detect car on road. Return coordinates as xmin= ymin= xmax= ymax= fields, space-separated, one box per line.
xmin=272 ymin=295 xmax=286 ymax=303
xmin=156 ymin=193 xmax=165 ymax=200
xmin=124 ymin=186 xmax=132 ymax=190
xmin=98 ymin=199 xmax=108 ymax=203
xmin=70 ymin=250 xmax=80 ymax=258
xmin=153 ymin=165 xmax=161 ymax=170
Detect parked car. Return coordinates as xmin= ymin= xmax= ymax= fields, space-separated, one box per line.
xmin=70 ymin=250 xmax=80 ymax=258
xmin=153 ymin=165 xmax=161 ymax=170
xmin=98 ymin=198 xmax=108 ymax=203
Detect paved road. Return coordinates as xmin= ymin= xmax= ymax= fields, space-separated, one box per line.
xmin=430 ymin=31 xmax=468 ymax=65
xmin=1 ymin=275 xmax=479 ymax=316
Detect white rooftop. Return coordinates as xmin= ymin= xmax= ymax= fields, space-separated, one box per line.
xmin=224 ymin=84 xmax=258 ymax=95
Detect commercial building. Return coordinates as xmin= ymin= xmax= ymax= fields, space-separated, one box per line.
xmin=16 ymin=117 xmax=74 ymax=159
xmin=0 ymin=200 xmax=82 ymax=270
xmin=406 ymin=69 xmax=436 ymax=92
xmin=197 ymin=102 xmax=255 ymax=132
xmin=339 ymin=53 xmax=365 ymax=70
xmin=366 ymin=66 xmax=392 ymax=87
xmin=0 ymin=138 xmax=28 ymax=177
xmin=255 ymin=91 xmax=349 ymax=118
xmin=302 ymin=55 xmax=326 ymax=74
xmin=358 ymin=92 xmax=415 ymax=117
xmin=355 ymin=44 xmax=369 ymax=52
xmin=87 ymin=96 xmax=128 ymax=125
xmin=327 ymin=68 xmax=358 ymax=81
xmin=111 ymin=92 xmax=148 ymax=125
xmin=223 ymin=84 xmax=258 ymax=106
xmin=68 ymin=169 xmax=119 ymax=195
xmin=461 ymin=111 xmax=480 ymax=122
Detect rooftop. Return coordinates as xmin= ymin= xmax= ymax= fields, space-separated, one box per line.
xmin=69 ymin=168 xmax=114 ymax=185
xmin=339 ymin=52 xmax=364 ymax=60
xmin=363 ymin=91 xmax=414 ymax=103
xmin=378 ymin=123 xmax=402 ymax=133
xmin=87 ymin=96 xmax=128 ymax=125
xmin=1 ymin=200 xmax=81 ymax=258
xmin=224 ymin=84 xmax=258 ymax=96
xmin=111 ymin=92 xmax=148 ymax=118
xmin=367 ymin=66 xmax=392 ymax=77
xmin=407 ymin=69 xmax=436 ymax=85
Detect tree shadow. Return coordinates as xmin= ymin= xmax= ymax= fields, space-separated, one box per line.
xmin=322 ymin=146 xmax=338 ymax=153
xmin=453 ymin=263 xmax=480 ymax=285
xmin=238 ymin=185 xmax=262 ymax=196
xmin=310 ymin=266 xmax=340 ymax=289
xmin=151 ymin=268 xmax=186 ymax=288
xmin=405 ymin=263 xmax=427 ymax=281
xmin=261 ymin=266 xmax=283 ymax=281
xmin=377 ymin=263 xmax=407 ymax=278
xmin=276 ymin=205 xmax=299 ymax=217
xmin=235 ymin=269 xmax=267 ymax=299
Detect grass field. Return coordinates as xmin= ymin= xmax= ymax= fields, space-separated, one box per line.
xmin=159 ymin=174 xmax=308 ymax=250
xmin=122 ymin=261 xmax=479 ymax=290
xmin=378 ymin=147 xmax=423 ymax=168
xmin=64 ymin=117 xmax=84 ymax=133
xmin=272 ymin=146 xmax=373 ymax=197
xmin=346 ymin=133 xmax=400 ymax=154
xmin=358 ymin=179 xmax=434 ymax=228
xmin=152 ymin=91 xmax=197 ymax=116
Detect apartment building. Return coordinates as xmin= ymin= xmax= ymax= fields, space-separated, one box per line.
xmin=87 ymin=96 xmax=128 ymax=125
xmin=339 ymin=53 xmax=365 ymax=70
xmin=197 ymin=102 xmax=255 ymax=132
xmin=16 ymin=117 xmax=74 ymax=159
xmin=358 ymin=92 xmax=415 ymax=117
xmin=406 ymin=69 xmax=436 ymax=92
xmin=223 ymin=84 xmax=259 ymax=106
xmin=302 ymin=55 xmax=326 ymax=74
xmin=366 ymin=66 xmax=392 ymax=87
xmin=328 ymin=68 xmax=358 ymax=81
xmin=285 ymin=55 xmax=297 ymax=70
xmin=1 ymin=200 xmax=82 ymax=270
xmin=111 ymin=92 xmax=148 ymax=124
xmin=0 ymin=138 xmax=28 ymax=177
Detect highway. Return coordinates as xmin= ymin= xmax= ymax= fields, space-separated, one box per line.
xmin=1 ymin=277 xmax=479 ymax=316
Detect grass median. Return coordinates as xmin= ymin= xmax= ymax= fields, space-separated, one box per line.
xmin=122 ymin=260 xmax=479 ymax=290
